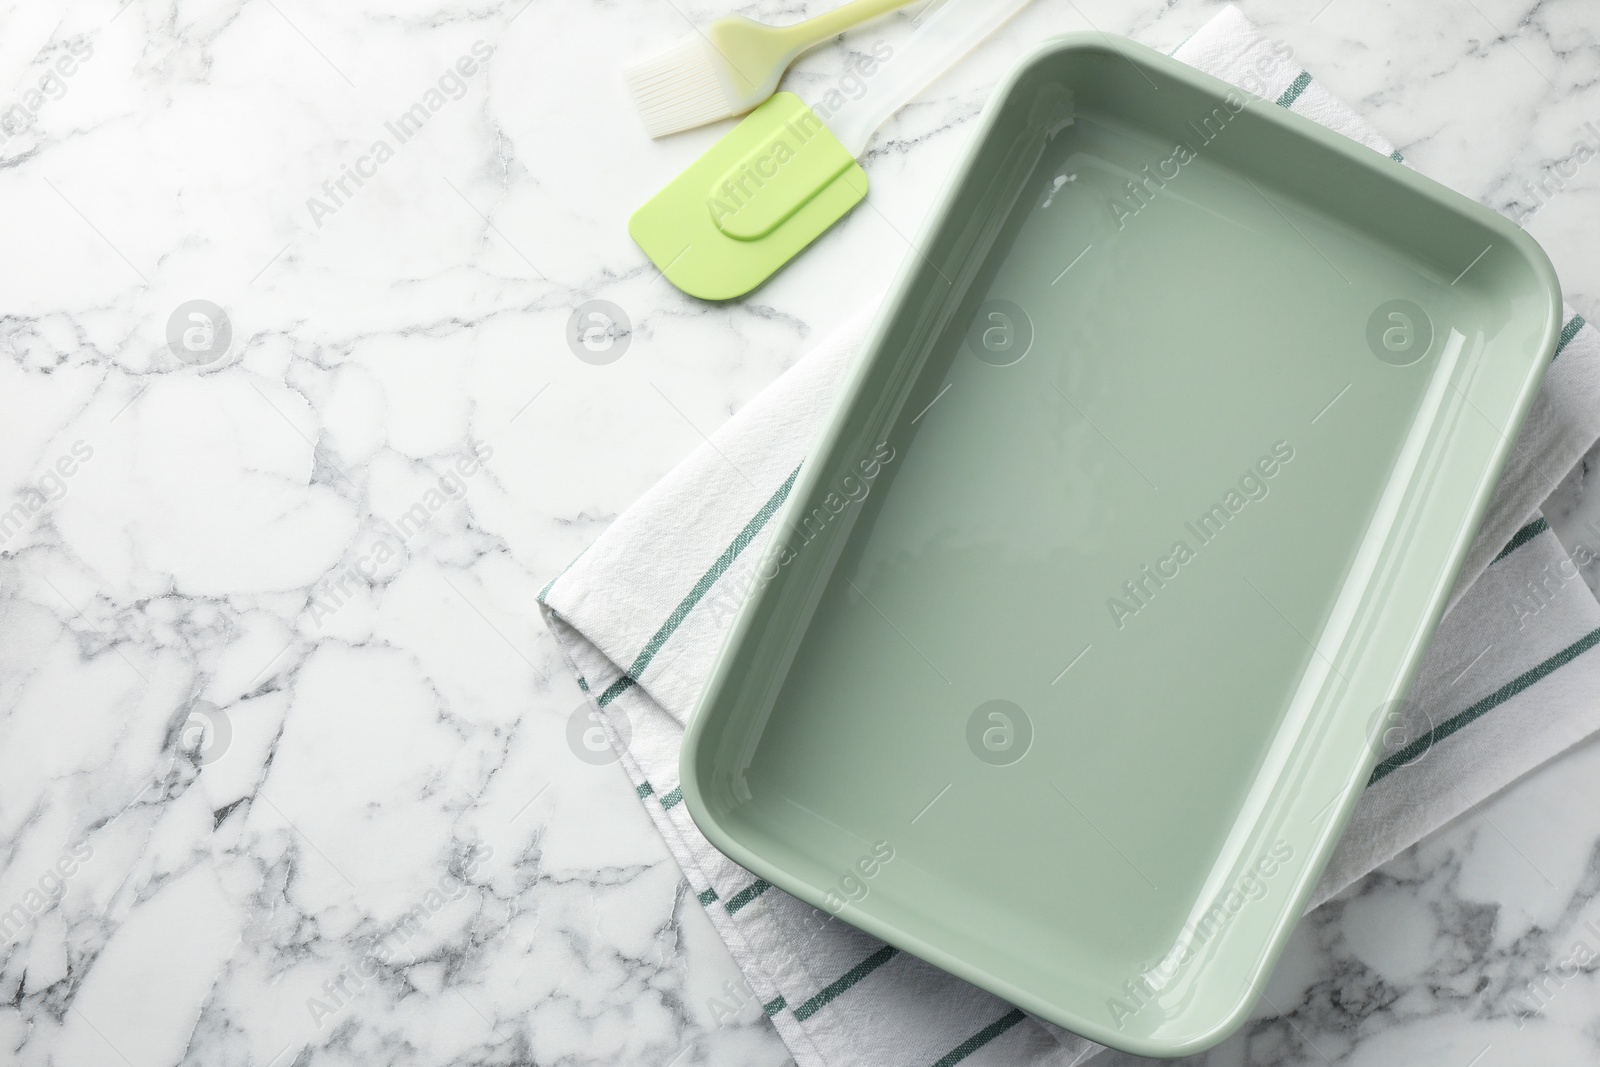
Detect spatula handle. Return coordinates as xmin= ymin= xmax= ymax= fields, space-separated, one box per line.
xmin=784 ymin=0 xmax=919 ymax=48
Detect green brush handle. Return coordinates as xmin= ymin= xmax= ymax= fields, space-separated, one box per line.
xmin=777 ymin=0 xmax=918 ymax=53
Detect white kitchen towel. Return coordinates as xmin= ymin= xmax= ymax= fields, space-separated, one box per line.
xmin=540 ymin=8 xmax=1600 ymax=1065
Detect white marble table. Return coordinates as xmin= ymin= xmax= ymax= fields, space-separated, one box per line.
xmin=2 ymin=1 xmax=1599 ymax=1065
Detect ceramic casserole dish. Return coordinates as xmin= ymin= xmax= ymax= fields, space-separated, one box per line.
xmin=681 ymin=32 xmax=1561 ymax=1057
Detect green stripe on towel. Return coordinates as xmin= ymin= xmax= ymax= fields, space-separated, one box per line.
xmin=930 ymin=1009 xmax=1027 ymax=1067
xmin=1493 ymin=516 xmax=1550 ymax=563
xmin=793 ymin=946 xmax=898 ymax=1022
xmin=1276 ymin=71 xmax=1312 ymax=108
xmin=1556 ymin=314 xmax=1585 ymax=359
xmin=724 ymin=878 xmax=772 ymax=915
xmin=596 ymin=673 xmax=635 ymax=708
xmin=597 ymin=465 xmax=801 ymax=708
xmin=1370 ymin=624 xmax=1600 ymax=783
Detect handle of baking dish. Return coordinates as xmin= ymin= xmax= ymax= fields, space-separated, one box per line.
xmin=828 ymin=0 xmax=1037 ymax=158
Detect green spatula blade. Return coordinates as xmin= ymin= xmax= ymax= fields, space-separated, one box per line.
xmin=629 ymin=93 xmax=868 ymax=301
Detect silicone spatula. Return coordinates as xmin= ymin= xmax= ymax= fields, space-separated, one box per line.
xmin=629 ymin=0 xmax=1036 ymax=301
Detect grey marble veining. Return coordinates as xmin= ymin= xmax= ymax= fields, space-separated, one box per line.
xmin=0 ymin=1 xmax=1598 ymax=1065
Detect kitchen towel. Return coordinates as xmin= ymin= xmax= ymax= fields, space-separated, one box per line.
xmin=539 ymin=8 xmax=1600 ymax=1065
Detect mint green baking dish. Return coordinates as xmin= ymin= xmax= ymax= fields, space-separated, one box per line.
xmin=680 ymin=33 xmax=1561 ymax=1057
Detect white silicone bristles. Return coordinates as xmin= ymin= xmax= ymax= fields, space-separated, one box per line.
xmin=624 ymin=35 xmax=741 ymax=139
